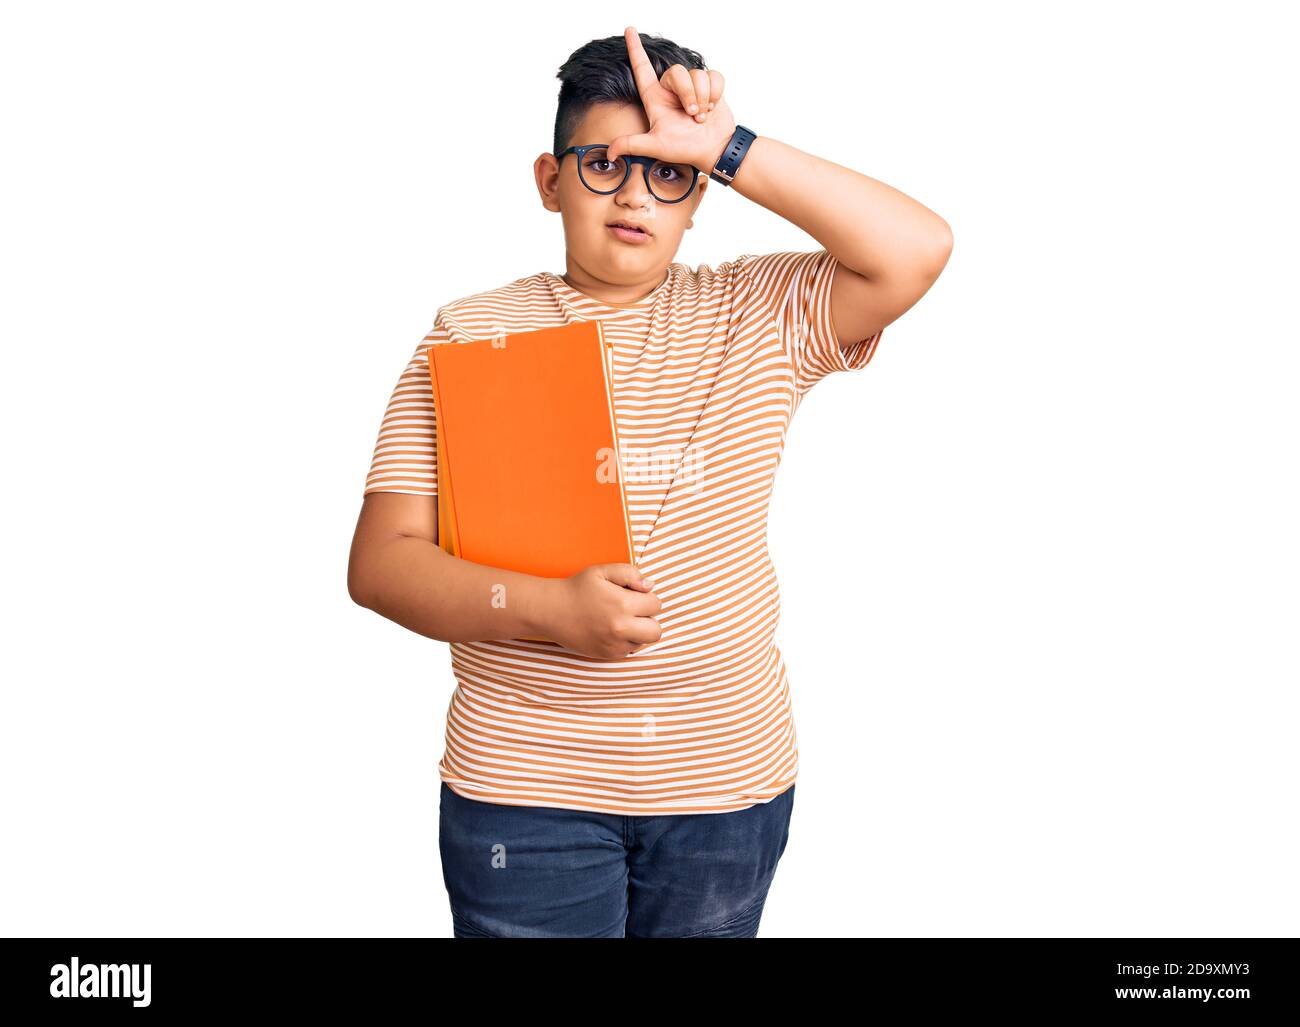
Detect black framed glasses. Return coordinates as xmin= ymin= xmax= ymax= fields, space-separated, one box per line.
xmin=556 ymin=144 xmax=701 ymax=204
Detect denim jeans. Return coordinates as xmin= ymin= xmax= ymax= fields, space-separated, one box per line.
xmin=437 ymin=782 xmax=795 ymax=938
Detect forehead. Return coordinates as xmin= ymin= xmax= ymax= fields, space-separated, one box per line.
xmin=568 ymin=102 xmax=649 ymax=147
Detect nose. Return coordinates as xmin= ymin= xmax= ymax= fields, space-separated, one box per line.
xmin=615 ymin=164 xmax=654 ymax=208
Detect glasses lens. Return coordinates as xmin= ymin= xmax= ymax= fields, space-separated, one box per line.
xmin=576 ymin=147 xmax=696 ymax=201
xmin=578 ymin=147 xmax=626 ymax=193
xmin=647 ymin=160 xmax=696 ymax=202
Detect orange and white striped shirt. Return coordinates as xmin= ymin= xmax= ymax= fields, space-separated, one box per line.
xmin=364 ymin=249 xmax=883 ymax=814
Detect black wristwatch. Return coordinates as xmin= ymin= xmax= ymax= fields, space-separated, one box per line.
xmin=709 ymin=125 xmax=757 ymax=186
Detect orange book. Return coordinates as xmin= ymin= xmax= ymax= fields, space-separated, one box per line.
xmin=427 ymin=319 xmax=634 ymax=643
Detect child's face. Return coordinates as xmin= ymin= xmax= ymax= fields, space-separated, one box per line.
xmin=537 ymin=102 xmax=706 ymax=283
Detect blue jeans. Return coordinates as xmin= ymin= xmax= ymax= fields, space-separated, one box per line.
xmin=437 ymin=782 xmax=795 ymax=937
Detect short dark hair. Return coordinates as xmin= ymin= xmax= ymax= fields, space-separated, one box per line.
xmin=552 ymin=32 xmax=708 ymax=157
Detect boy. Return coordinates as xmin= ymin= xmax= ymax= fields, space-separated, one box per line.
xmin=348 ymin=26 xmax=952 ymax=937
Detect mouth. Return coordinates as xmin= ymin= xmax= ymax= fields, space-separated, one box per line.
xmin=607 ymin=221 xmax=652 ymax=241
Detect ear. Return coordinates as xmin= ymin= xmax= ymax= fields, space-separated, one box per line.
xmin=535 ymin=153 xmax=562 ymax=213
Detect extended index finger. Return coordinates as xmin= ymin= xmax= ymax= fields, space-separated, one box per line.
xmin=623 ymin=26 xmax=659 ymax=98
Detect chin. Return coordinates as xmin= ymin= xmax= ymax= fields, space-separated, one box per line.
xmin=602 ymin=241 xmax=655 ymax=260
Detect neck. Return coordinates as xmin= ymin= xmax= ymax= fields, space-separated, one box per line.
xmin=560 ymin=262 xmax=669 ymax=307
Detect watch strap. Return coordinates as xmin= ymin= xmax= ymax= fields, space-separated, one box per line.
xmin=709 ymin=125 xmax=757 ymax=186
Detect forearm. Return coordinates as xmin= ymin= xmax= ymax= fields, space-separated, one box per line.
xmin=354 ymin=536 xmax=558 ymax=644
xmin=727 ymin=135 xmax=952 ymax=279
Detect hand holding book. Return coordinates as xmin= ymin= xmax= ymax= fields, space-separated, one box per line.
xmin=537 ymin=563 xmax=662 ymax=660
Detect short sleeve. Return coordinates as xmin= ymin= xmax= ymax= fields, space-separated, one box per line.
xmin=734 ymin=249 xmax=883 ymax=399
xmin=362 ymin=321 xmax=447 ymax=497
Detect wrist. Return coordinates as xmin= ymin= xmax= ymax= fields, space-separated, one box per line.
xmin=700 ymin=133 xmax=733 ymax=178
xmin=706 ymin=124 xmax=758 ymax=186
xmin=520 ymin=574 xmax=561 ymax=639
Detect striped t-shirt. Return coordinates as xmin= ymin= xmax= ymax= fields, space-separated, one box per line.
xmin=364 ymin=249 xmax=883 ymax=815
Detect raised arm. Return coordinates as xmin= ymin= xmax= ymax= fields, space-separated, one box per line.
xmin=608 ymin=25 xmax=953 ymax=351
xmin=728 ymin=137 xmax=951 ymax=349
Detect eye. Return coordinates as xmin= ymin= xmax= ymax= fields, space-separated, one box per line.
xmin=582 ymin=153 xmax=622 ymax=176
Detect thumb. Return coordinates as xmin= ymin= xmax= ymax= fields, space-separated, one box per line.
xmin=600 ymin=563 xmax=654 ymax=591
xmin=607 ymin=133 xmax=654 ymax=164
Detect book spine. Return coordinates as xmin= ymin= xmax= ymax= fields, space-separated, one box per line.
xmin=596 ymin=320 xmax=636 ymax=563
xmin=427 ymin=346 xmax=461 ymax=557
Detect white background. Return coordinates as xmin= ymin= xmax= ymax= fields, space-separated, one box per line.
xmin=3 ymin=1 xmax=1297 ymax=938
